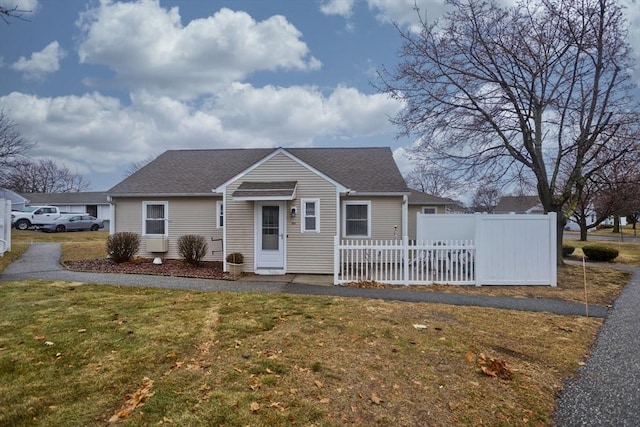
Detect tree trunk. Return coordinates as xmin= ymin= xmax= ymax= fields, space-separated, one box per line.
xmin=613 ymin=215 xmax=620 ymax=233
xmin=556 ymin=212 xmax=567 ymax=266
xmin=579 ymin=216 xmax=588 ymax=241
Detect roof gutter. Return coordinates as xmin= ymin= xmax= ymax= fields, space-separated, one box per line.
xmin=107 ymin=193 xmax=222 ymax=198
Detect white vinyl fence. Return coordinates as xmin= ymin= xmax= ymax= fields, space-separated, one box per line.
xmin=334 ymin=213 xmax=556 ymax=286
xmin=0 ymin=198 xmax=11 ymax=256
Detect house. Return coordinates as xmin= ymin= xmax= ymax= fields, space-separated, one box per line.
xmin=493 ymin=195 xmax=544 ymax=214
xmin=106 ymin=147 xmax=410 ymax=275
xmin=21 ymin=192 xmax=112 ymax=227
xmin=0 ymin=188 xmax=29 ymax=211
xmin=407 ymin=189 xmax=465 ymax=239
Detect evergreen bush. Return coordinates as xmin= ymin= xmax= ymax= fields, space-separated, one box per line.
xmin=582 ymin=245 xmax=619 ymax=262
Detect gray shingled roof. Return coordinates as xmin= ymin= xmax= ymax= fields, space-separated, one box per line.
xmin=107 ymin=147 xmax=409 ymax=195
xmin=22 ymin=192 xmax=110 ymax=205
xmin=494 ymin=195 xmax=541 ymax=213
xmin=407 ymin=189 xmax=462 ymax=206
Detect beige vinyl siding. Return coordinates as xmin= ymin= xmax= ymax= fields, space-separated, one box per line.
xmin=111 ymin=196 xmax=223 ymax=261
xmin=225 ymin=152 xmax=337 ymax=274
xmin=342 ymin=196 xmax=403 ymax=240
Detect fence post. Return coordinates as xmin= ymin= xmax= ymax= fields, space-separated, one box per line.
xmin=333 ymin=235 xmax=339 ymax=285
xmin=403 ymin=235 xmax=409 ymax=285
xmin=473 ymin=213 xmax=483 ymax=286
xmin=549 ymin=212 xmax=557 ymax=287
xmin=0 ymin=199 xmax=11 ymax=255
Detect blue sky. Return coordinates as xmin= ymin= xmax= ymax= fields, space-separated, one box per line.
xmin=1 ymin=0 xmax=639 ymax=194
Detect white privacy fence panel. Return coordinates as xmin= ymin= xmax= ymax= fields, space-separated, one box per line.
xmin=335 ymin=213 xmax=556 ymax=286
xmin=475 ymin=214 xmax=556 ymax=285
xmin=416 ymin=214 xmax=475 ymax=241
xmin=0 ymin=198 xmax=11 ymax=256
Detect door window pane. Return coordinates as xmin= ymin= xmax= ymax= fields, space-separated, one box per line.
xmin=262 ymin=206 xmax=279 ymax=250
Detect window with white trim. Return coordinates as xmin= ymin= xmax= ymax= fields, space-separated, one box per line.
xmin=143 ymin=201 xmax=168 ymax=236
xmin=216 ymin=201 xmax=224 ymax=228
xmin=301 ymin=199 xmax=320 ymax=233
xmin=344 ymin=201 xmax=371 ymax=237
xmin=422 ymin=206 xmax=436 ymax=214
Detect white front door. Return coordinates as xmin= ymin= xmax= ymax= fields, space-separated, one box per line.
xmin=255 ymin=202 xmax=285 ymax=272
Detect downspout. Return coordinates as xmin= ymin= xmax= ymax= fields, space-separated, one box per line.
xmin=402 ymin=194 xmax=408 ymax=239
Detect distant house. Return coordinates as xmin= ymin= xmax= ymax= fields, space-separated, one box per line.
xmin=407 ymin=189 xmax=465 ymax=239
xmin=0 ymin=188 xmax=29 ymax=211
xmin=493 ymin=195 xmax=544 ymax=214
xmin=21 ymin=192 xmax=111 ymax=227
xmin=106 ymin=147 xmax=410 ymax=275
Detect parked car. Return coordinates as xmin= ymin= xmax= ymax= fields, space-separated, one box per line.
xmin=39 ymin=215 xmax=104 ymax=233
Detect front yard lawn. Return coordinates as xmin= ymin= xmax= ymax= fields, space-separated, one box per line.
xmin=0 ymin=281 xmax=602 ymax=426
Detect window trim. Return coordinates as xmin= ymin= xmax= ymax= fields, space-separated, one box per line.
xmin=142 ymin=201 xmax=168 ymax=236
xmin=343 ymin=200 xmax=371 ymax=238
xmin=301 ymin=198 xmax=320 ymax=233
xmin=216 ymin=200 xmax=224 ymax=229
xmin=421 ymin=206 xmax=437 ymax=214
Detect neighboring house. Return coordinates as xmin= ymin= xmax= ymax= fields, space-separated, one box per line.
xmin=0 ymin=188 xmax=29 ymax=211
xmin=407 ymin=189 xmax=465 ymax=240
xmin=106 ymin=147 xmax=410 ymax=275
xmin=493 ymin=195 xmax=544 ymax=214
xmin=21 ymin=192 xmax=111 ymax=227
xmin=494 ymin=195 xmax=626 ymax=229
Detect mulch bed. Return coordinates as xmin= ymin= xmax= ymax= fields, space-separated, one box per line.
xmin=64 ymin=258 xmax=227 ymax=280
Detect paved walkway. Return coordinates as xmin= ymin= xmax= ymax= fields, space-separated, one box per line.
xmin=1 ymin=243 xmax=606 ymax=317
xmin=2 ymin=243 xmax=640 ymax=425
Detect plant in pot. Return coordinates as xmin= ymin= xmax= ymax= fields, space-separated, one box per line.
xmin=226 ymin=252 xmax=244 ymax=277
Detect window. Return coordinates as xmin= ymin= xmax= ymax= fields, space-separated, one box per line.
xmin=344 ymin=201 xmax=370 ymax=237
xmin=143 ymin=201 xmax=168 ymax=236
xmin=301 ymin=199 xmax=320 ymax=233
xmin=216 ymin=201 xmax=224 ymax=228
xmin=422 ymin=207 xmax=436 ymax=214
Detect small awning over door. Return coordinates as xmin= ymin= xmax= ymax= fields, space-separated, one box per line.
xmin=231 ymin=181 xmax=297 ymax=201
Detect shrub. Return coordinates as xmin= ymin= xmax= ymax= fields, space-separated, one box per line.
xmin=582 ymin=245 xmax=619 ymax=262
xmin=226 ymin=252 xmax=244 ymax=264
xmin=178 ymin=234 xmax=208 ymax=267
xmin=107 ymin=232 xmax=141 ymax=263
xmin=562 ymin=244 xmax=575 ymax=257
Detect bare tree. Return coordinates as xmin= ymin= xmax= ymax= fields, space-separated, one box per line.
xmin=471 ymin=186 xmax=502 ymax=213
xmin=0 ymin=109 xmax=35 ymax=181
xmin=0 ymin=4 xmax=31 ymax=24
xmin=379 ymin=0 xmax=640 ymax=264
xmin=123 ymin=154 xmax=157 ymax=178
xmin=3 ymin=158 xmax=90 ymax=193
xmin=568 ymin=147 xmax=640 ymax=239
xmin=405 ymin=162 xmax=457 ymax=197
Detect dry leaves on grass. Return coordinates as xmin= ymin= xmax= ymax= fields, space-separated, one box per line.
xmin=466 ymin=351 xmax=513 ymax=380
xmin=108 ymin=377 xmax=155 ymax=423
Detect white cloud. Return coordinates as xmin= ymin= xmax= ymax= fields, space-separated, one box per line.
xmin=622 ymin=0 xmax=640 ymax=86
xmin=76 ymin=1 xmax=321 ymax=99
xmin=392 ymin=146 xmax=412 ymax=177
xmin=320 ymin=0 xmax=356 ymax=17
xmin=10 ymin=41 xmax=66 ymax=80
xmin=0 ymin=84 xmax=402 ymax=178
xmin=367 ymin=0 xmax=447 ymax=31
